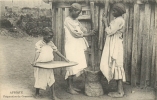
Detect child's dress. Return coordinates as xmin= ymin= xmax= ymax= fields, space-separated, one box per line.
xmin=64 ymin=16 xmax=88 ymax=79
xmin=100 ymin=16 xmax=126 ymax=83
xmin=34 ymin=40 xmax=57 ymax=90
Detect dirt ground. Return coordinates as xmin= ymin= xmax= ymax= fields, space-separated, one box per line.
xmin=0 ymin=33 xmax=156 ymax=100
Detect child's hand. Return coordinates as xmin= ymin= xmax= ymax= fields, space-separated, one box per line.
xmin=32 ymin=61 xmax=37 ymax=66
xmin=64 ymin=58 xmax=70 ymax=63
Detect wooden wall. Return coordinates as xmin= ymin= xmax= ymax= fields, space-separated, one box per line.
xmin=51 ymin=2 xmax=157 ymax=88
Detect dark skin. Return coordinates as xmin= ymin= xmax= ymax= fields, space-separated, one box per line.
xmin=67 ymin=8 xmax=98 ymax=95
xmin=102 ymin=8 xmax=124 ymax=98
xmin=33 ymin=34 xmax=69 ymax=100
xmin=69 ymin=9 xmax=98 ymax=38
xmin=102 ymin=8 xmax=122 ymax=27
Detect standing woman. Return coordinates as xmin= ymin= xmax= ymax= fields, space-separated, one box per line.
xmin=100 ymin=3 xmax=126 ymax=98
xmin=64 ymin=3 xmax=94 ymax=94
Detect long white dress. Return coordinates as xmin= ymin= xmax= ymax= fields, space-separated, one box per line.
xmin=64 ymin=16 xmax=88 ymax=79
xmin=100 ymin=16 xmax=126 ymax=83
xmin=34 ymin=40 xmax=57 ymax=90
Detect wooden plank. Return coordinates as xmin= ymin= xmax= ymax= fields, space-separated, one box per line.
xmin=109 ymin=4 xmax=114 ymax=22
xmin=123 ymin=4 xmax=129 ymax=82
xmin=131 ymin=4 xmax=140 ymax=87
xmin=54 ymin=8 xmax=59 ymax=74
xmin=140 ymin=4 xmax=151 ymax=87
xmin=155 ymin=4 xmax=157 ymax=88
xmin=58 ymin=8 xmax=62 ymax=61
xmin=51 ymin=2 xmax=56 ymax=32
xmin=98 ymin=7 xmax=104 ymax=51
xmin=90 ymin=2 xmax=95 ymax=71
xmin=52 ymin=4 xmax=58 ymax=62
xmin=145 ymin=4 xmax=151 ymax=86
xmin=60 ymin=8 xmax=65 ymax=75
xmin=55 ymin=8 xmax=59 ymax=61
xmin=94 ymin=5 xmax=99 ymax=68
xmin=58 ymin=8 xmax=63 ymax=74
xmin=150 ymin=4 xmax=155 ymax=87
xmin=136 ymin=4 xmax=144 ymax=84
xmin=126 ymin=5 xmax=133 ymax=83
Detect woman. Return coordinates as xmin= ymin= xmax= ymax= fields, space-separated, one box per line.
xmin=100 ymin=3 xmax=126 ymax=98
xmin=64 ymin=3 xmax=95 ymax=94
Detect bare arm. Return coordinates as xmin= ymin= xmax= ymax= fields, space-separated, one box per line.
xmin=54 ymin=50 xmax=69 ymax=62
xmin=33 ymin=52 xmax=40 ymax=66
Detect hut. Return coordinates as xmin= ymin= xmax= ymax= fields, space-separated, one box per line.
xmin=42 ymin=0 xmax=157 ymax=88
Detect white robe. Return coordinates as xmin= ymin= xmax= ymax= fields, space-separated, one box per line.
xmin=64 ymin=16 xmax=88 ymax=79
xmin=100 ymin=16 xmax=126 ymax=83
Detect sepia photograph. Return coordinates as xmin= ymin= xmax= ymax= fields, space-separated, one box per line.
xmin=0 ymin=0 xmax=157 ymax=100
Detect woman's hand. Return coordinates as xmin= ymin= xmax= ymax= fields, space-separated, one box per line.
xmin=90 ymin=29 xmax=98 ymax=36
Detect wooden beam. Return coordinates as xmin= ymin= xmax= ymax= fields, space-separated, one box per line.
xmin=90 ymin=2 xmax=95 ymax=71
xmin=155 ymin=4 xmax=157 ymax=88
xmin=136 ymin=4 xmax=144 ymax=84
xmin=123 ymin=4 xmax=129 ymax=82
xmin=127 ymin=5 xmax=133 ymax=83
xmin=94 ymin=5 xmax=99 ymax=68
xmin=131 ymin=4 xmax=140 ymax=87
xmin=150 ymin=4 xmax=155 ymax=87
xmin=140 ymin=4 xmax=151 ymax=87
xmin=98 ymin=7 xmax=104 ymax=51
xmin=145 ymin=3 xmax=151 ymax=86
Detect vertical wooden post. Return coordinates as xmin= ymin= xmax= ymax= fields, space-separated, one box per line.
xmin=155 ymin=3 xmax=157 ymax=89
xmin=155 ymin=4 xmax=157 ymax=100
xmin=140 ymin=4 xmax=151 ymax=87
xmin=98 ymin=7 xmax=104 ymax=65
xmin=51 ymin=2 xmax=57 ymax=61
xmin=131 ymin=4 xmax=140 ymax=87
xmin=90 ymin=2 xmax=95 ymax=71
xmin=123 ymin=4 xmax=129 ymax=82
xmin=58 ymin=8 xmax=63 ymax=74
xmin=146 ymin=4 xmax=152 ymax=86
xmin=94 ymin=5 xmax=99 ymax=68
xmin=51 ymin=2 xmax=55 ymax=31
xmin=127 ymin=5 xmax=133 ymax=83
xmin=136 ymin=4 xmax=144 ymax=84
xmin=98 ymin=7 xmax=104 ymax=51
xmin=150 ymin=4 xmax=155 ymax=87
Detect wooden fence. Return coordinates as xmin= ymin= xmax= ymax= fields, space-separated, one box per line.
xmin=50 ymin=2 xmax=157 ymax=88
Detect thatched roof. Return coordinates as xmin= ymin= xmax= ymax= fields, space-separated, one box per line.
xmin=43 ymin=0 xmax=157 ymax=4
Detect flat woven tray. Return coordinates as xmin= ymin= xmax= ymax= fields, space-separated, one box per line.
xmin=33 ymin=61 xmax=78 ymax=69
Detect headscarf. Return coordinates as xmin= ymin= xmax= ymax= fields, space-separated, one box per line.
xmin=71 ymin=3 xmax=82 ymax=11
xmin=113 ymin=3 xmax=126 ymax=15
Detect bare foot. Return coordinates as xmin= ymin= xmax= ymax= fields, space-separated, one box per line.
xmin=108 ymin=92 xmax=124 ymax=98
xmin=34 ymin=94 xmax=43 ymax=99
xmin=52 ymin=96 xmax=61 ymax=100
xmin=73 ymin=88 xmax=81 ymax=92
xmin=67 ymin=88 xmax=79 ymax=95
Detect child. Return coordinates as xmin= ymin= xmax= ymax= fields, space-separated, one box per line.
xmin=64 ymin=3 xmax=96 ymax=94
xmin=33 ymin=27 xmax=69 ymax=100
xmin=100 ymin=3 xmax=126 ymax=98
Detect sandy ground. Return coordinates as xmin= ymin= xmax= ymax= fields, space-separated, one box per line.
xmin=0 ymin=35 xmax=156 ymax=100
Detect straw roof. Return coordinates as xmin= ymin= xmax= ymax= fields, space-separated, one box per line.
xmin=43 ymin=0 xmax=157 ymax=4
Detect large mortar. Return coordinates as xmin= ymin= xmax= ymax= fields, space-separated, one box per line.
xmin=84 ymin=69 xmax=104 ymax=96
